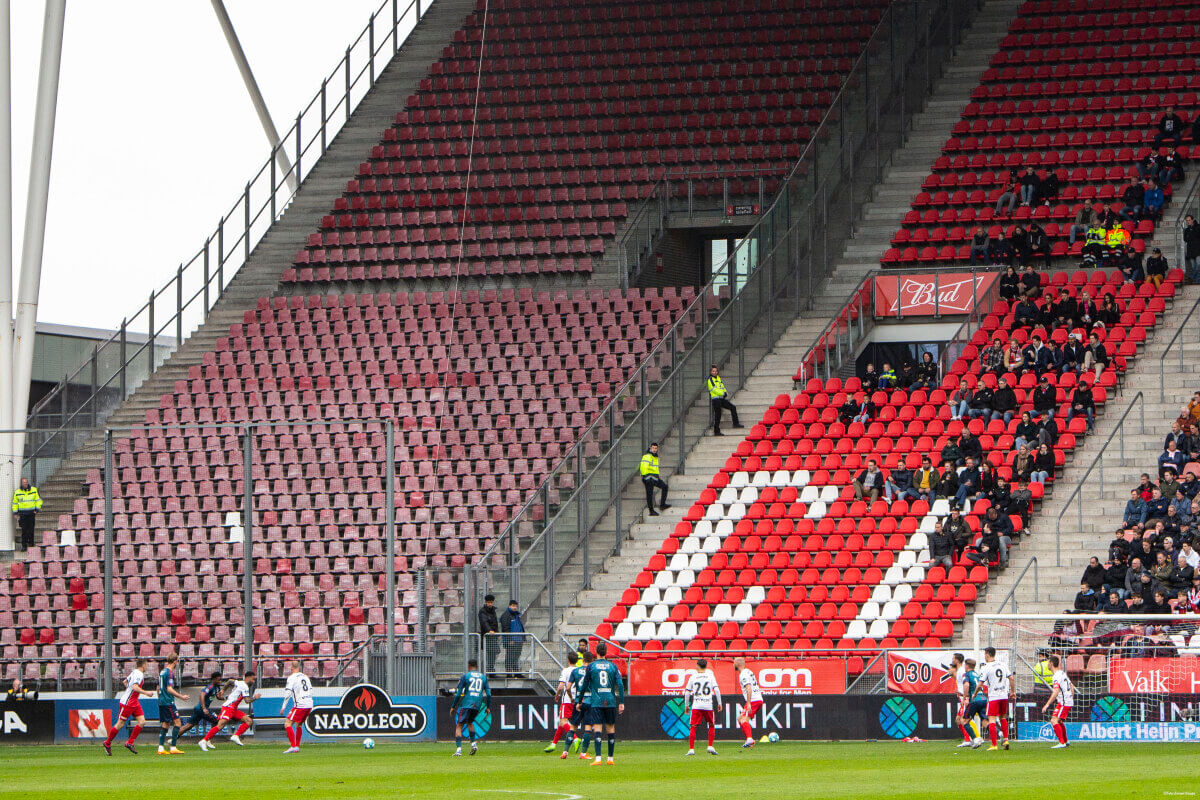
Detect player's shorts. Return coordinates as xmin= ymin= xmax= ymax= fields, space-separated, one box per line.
xmin=690 ymin=709 xmax=715 ymax=727
xmin=218 ymin=706 xmax=247 ymax=723
xmin=965 ymin=699 xmax=987 ymax=720
xmin=572 ymin=704 xmax=589 ymax=727
xmin=558 ymin=703 xmax=574 ymax=722
xmin=742 ymin=700 xmax=763 ymax=720
xmin=985 ymin=699 xmax=1010 ymax=717
xmin=188 ymin=706 xmax=218 ymax=726
xmin=593 ymin=707 xmax=618 ymax=727
xmin=1052 ymin=703 xmax=1072 ymax=720
xmin=158 ymin=703 xmax=180 ymax=724
xmin=456 ymin=707 xmax=480 ymax=726
xmin=287 ymin=707 xmax=312 ymax=724
xmin=117 ymin=698 xmax=143 ymax=720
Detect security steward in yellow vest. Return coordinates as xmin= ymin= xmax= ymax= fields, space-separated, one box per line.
xmin=707 ymin=365 xmax=740 ymax=436
xmin=11 ymin=478 xmax=43 ymax=550
xmin=1082 ymin=224 xmax=1107 ymax=267
xmin=640 ymin=443 xmax=670 ymax=517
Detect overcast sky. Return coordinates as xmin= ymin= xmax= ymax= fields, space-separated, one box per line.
xmin=10 ymin=0 xmax=385 ymax=330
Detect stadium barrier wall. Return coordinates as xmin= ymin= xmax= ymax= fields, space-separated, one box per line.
xmin=0 ymin=699 xmax=55 ymax=744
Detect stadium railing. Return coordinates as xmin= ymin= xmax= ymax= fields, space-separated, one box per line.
xmin=464 ymin=0 xmax=980 ymax=646
xmin=991 ymin=556 xmax=1039 ymax=615
xmin=1053 ymin=392 xmax=1146 ymax=567
xmin=1157 ymin=293 xmax=1200 ymax=402
xmin=21 ymin=0 xmax=438 ymax=473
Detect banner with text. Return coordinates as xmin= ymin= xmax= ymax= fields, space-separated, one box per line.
xmin=1109 ymin=657 xmax=1200 ymax=694
xmin=873 ymin=272 xmax=998 ymax=318
xmin=629 ymin=659 xmax=846 ymax=697
xmin=886 ymin=650 xmax=959 ymax=694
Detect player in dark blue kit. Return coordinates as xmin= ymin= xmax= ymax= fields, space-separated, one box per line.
xmin=156 ymin=654 xmax=189 ymax=754
xmin=451 ymin=659 xmax=491 ymax=756
xmin=578 ymin=642 xmax=624 ymax=766
xmin=178 ymin=671 xmax=224 ymax=741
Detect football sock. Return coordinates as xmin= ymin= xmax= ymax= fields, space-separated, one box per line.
xmin=455 ymin=734 xmax=463 ymax=747
xmin=285 ymin=726 xmax=296 ymax=747
xmin=740 ymin=721 xmax=753 ymax=739
xmin=988 ymin=722 xmax=998 ymax=746
xmin=171 ymin=727 xmax=179 ymax=747
xmin=292 ymin=725 xmax=300 ymax=747
xmin=128 ymin=724 xmax=143 ymax=744
xmin=1053 ymin=722 xmax=1066 ymax=744
xmin=707 ymin=726 xmax=715 ymax=747
xmin=968 ymin=719 xmax=980 ymax=738
xmin=202 ymin=727 xmax=216 ymax=742
xmin=159 ymin=727 xmax=168 ymax=747
xmin=999 ymin=718 xmax=1009 ymax=739
xmin=960 ymin=724 xmax=971 ymax=742
xmin=552 ymin=722 xmax=568 ymax=744
xmin=688 ymin=726 xmax=697 ymax=749
xmin=562 ymin=730 xmax=574 ymax=750
xmin=235 ymin=722 xmax=250 ymax=737
xmin=104 ymin=726 xmax=118 ymax=747
xmin=593 ymin=735 xmax=602 ymax=757
xmin=607 ymin=734 xmax=615 ymax=758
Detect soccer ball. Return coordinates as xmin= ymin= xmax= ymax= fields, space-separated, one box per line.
xmin=768 ymin=732 xmax=780 ymax=743
xmin=363 ymin=738 xmax=376 ymax=749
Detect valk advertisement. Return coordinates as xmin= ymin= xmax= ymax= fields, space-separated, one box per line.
xmin=0 ymin=700 xmax=55 ymax=744
xmin=1109 ymin=657 xmax=1200 ymax=694
xmin=630 ymin=659 xmax=846 ymax=696
xmin=435 ymin=695 xmax=963 ymax=741
xmin=873 ymin=272 xmax=998 ymax=318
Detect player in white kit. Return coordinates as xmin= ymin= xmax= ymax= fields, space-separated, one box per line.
xmin=980 ymin=646 xmax=1013 ymax=751
xmin=732 ymin=657 xmax=763 ymax=748
xmin=545 ymin=652 xmax=580 ymax=754
xmin=684 ymin=658 xmax=722 ymax=756
xmin=103 ymin=657 xmax=156 ymax=755
xmin=282 ymin=661 xmax=314 ymax=754
xmin=1040 ymin=654 xmax=1074 ymax=749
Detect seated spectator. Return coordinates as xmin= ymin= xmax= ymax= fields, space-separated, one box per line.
xmin=1082 ymin=332 xmax=1107 ymax=382
xmin=851 ymin=392 xmax=876 ymax=425
xmin=1018 ymin=166 xmax=1040 ymax=207
xmin=1151 ymin=550 xmax=1174 ymax=593
xmin=1172 ymin=553 xmax=1196 ymax=593
xmin=1187 ymin=574 xmax=1200 ymax=611
xmin=1147 ymin=589 xmax=1173 ymax=615
xmin=966 ymin=383 xmax=994 ymax=422
xmin=939 ymin=437 xmax=964 ymax=467
xmin=837 ymin=396 xmax=859 ymax=426
xmin=1066 ymin=379 xmax=1096 ymax=432
xmin=1142 ymin=181 xmax=1164 ymax=221
xmin=1153 ymin=106 xmax=1186 ymax=147
xmin=1068 ymin=204 xmax=1095 ymax=246
xmin=1180 ymin=472 xmax=1200 ymax=501
xmin=1159 ymin=441 xmax=1186 ymax=478
xmin=979 ymin=337 xmax=1005 ymax=376
xmin=1010 ymin=224 xmax=1031 ymax=263
xmin=1048 ymin=289 xmax=1080 ymax=329
xmin=1095 ymin=293 xmax=1120 ymax=328
xmin=929 ymin=521 xmax=954 ymax=571
xmin=997 ymin=263 xmax=1019 ymax=298
xmin=1082 ymin=222 xmax=1108 ymax=267
xmin=1036 ymin=413 xmax=1059 ymax=447
xmin=1014 ymin=414 xmax=1039 ymax=451
xmin=988 ymin=232 xmax=1014 ymax=265
xmin=884 ymin=463 xmax=917 ymax=503
xmin=965 ymin=522 xmax=1004 ymax=567
xmin=1031 ymin=443 xmax=1054 ymax=484
xmin=1019 ymin=336 xmax=1043 ymax=376
xmin=1020 ymin=263 xmax=1042 ymax=298
xmin=913 ymin=457 xmax=939 ymax=503
xmin=898 ymin=360 xmax=918 ymax=389
xmin=877 ymin=362 xmax=898 ymax=390
xmin=949 ymin=379 xmax=972 ymax=421
xmin=1027 ymin=222 xmax=1051 ymax=268
xmin=1156 ymin=147 xmax=1185 ymax=186
xmin=954 ymin=457 xmax=982 ymax=508
xmin=861 ymin=362 xmax=879 ymax=392
xmin=1126 ymin=557 xmax=1151 ymax=600
xmin=935 ymin=461 xmax=959 ymax=500
xmin=1120 ymin=245 xmax=1145 ymax=284
xmin=944 ymin=507 xmax=971 ymax=559
xmin=969 ymin=226 xmax=991 ymax=266
xmin=1106 ymin=226 xmax=1131 ymax=264
xmin=1099 ymin=590 xmax=1125 ymax=613
xmin=1004 ymin=335 xmax=1029 ymax=370
xmin=959 ymin=430 xmax=983 ymax=463
xmin=1147 ymin=488 xmax=1171 ymax=521
xmin=1073 ymin=582 xmax=1098 ymax=613
xmin=1160 ymin=469 xmax=1182 ymax=501
xmin=1036 ymin=169 xmax=1060 ymax=205
xmin=1104 ymin=554 xmax=1128 ymax=597
xmin=912 ymin=352 xmax=938 ymax=390
xmin=1136 ymin=473 xmax=1157 ymax=502
xmin=991 ymin=378 xmax=1017 ymax=424
xmin=1144 ymin=247 xmax=1168 ymax=288
xmin=1184 ymin=391 xmax=1200 ymax=428
xmin=854 ymin=459 xmax=885 ymax=501
xmin=1039 ymin=341 xmax=1063 ymax=377
xmin=1164 ymin=420 xmax=1187 ymax=450
xmin=1061 ymin=332 xmax=1086 ymax=374
xmin=1118 ymin=178 xmax=1145 ymax=221
xmin=1125 ymin=489 xmax=1149 ymax=527
xmin=1082 ymin=556 xmax=1106 ymax=594
xmin=994 ymin=176 xmax=1019 ymax=217
xmin=1136 ymin=150 xmax=1160 ymax=182
xmin=1031 ymin=375 xmax=1057 ymax=420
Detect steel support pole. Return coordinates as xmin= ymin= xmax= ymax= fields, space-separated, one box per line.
xmin=103 ymin=430 xmax=114 ymax=697
xmin=210 ymin=0 xmax=297 ymax=192
xmin=385 ymin=421 xmax=396 ymax=691
xmin=242 ymin=425 xmax=254 ymax=672
xmin=10 ymin=0 xmax=65 ymax=524
xmin=0 ymin=0 xmax=12 ymax=553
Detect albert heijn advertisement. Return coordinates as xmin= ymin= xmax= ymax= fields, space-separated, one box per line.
xmin=1017 ymin=694 xmax=1200 ymax=743
xmin=435 ymin=694 xmax=965 ymax=741
xmin=629 ymin=659 xmax=846 ymax=696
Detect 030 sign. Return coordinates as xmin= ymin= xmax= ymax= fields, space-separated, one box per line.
xmin=873 ymin=272 xmax=998 ymax=318
xmin=629 ymin=659 xmax=845 ymax=696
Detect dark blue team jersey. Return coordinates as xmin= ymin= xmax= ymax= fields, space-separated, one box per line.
xmin=197 ymin=683 xmax=220 ymax=710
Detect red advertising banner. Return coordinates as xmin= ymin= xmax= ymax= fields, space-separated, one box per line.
xmin=873 ymin=272 xmax=998 ymax=318
xmin=629 ymin=659 xmax=846 ymax=696
xmin=1109 ymin=658 xmax=1200 ymax=694
xmin=886 ymin=650 xmax=959 ymax=694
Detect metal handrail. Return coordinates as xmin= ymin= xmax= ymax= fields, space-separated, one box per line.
xmin=1157 ymin=293 xmax=1200 ymax=402
xmin=24 ymin=0 xmax=435 ymax=463
xmin=1053 ymin=392 xmax=1145 ymax=567
xmin=992 ymin=556 xmax=1039 ymax=614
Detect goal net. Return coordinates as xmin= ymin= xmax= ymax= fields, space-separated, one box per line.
xmin=974 ymin=614 xmax=1200 ymax=743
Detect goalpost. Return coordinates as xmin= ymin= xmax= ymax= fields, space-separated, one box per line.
xmin=973 ymin=614 xmax=1200 ymax=743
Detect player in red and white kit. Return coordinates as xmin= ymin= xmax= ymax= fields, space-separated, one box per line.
xmin=732 ymin=657 xmax=763 ymax=748
xmin=103 ymin=657 xmax=156 ymax=755
xmin=282 ymin=661 xmax=314 ymax=754
xmin=199 ymin=670 xmax=260 ymax=752
xmin=980 ymin=646 xmax=1013 ymax=751
xmin=684 ymin=658 xmax=722 ymax=756
xmin=545 ymin=652 xmax=580 ymax=755
xmin=1040 ymin=654 xmax=1074 ymax=749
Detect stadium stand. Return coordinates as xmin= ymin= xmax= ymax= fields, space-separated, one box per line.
xmin=282 ymin=0 xmax=889 ymax=283
xmin=881 ymin=0 xmax=1199 ymax=268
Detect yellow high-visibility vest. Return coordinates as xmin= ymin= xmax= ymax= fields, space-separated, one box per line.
xmin=11 ymin=487 xmax=42 ymax=513
xmin=707 ymin=375 xmax=727 ymax=399
xmin=640 ymin=453 xmax=659 ymax=477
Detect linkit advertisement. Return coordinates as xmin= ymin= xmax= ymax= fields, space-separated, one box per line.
xmin=0 ymin=700 xmax=55 ymax=744
xmin=435 ymin=695 xmax=966 ymax=741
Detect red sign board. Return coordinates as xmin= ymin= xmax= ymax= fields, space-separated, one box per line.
xmin=629 ymin=659 xmax=846 ymax=696
xmin=1110 ymin=658 xmax=1200 ymax=694
xmin=873 ymin=272 xmax=998 ymax=318
xmin=886 ymin=650 xmax=959 ymax=694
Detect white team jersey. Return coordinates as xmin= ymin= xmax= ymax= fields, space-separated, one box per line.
xmin=286 ymin=672 xmax=314 ymax=709
xmin=222 ymin=680 xmax=252 ymax=709
xmin=685 ymin=671 xmax=721 ymax=711
xmin=558 ymin=666 xmax=576 ymax=703
xmin=1052 ymin=670 xmax=1074 ymax=707
xmin=956 ymin=666 xmax=969 ymax=700
xmin=739 ymin=668 xmax=763 ymax=703
xmin=979 ymin=660 xmax=1012 ymax=701
xmin=118 ymin=669 xmax=144 ymax=705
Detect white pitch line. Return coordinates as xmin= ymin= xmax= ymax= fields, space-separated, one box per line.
xmin=473 ymin=792 xmax=583 ymax=800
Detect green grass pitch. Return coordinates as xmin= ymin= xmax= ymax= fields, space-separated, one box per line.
xmin=1 ymin=740 xmax=1195 ymax=799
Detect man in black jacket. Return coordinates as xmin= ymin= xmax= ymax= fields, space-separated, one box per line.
xmin=1061 ymin=333 xmax=1086 ymax=374
xmin=1049 ymin=290 xmax=1079 ymax=329
xmin=988 ymin=233 xmax=1014 ymax=265
xmin=929 ymin=521 xmax=955 ymax=570
xmin=969 ymin=226 xmax=990 ymax=266
xmin=1156 ymin=148 xmax=1185 ymax=186
xmin=1027 ymin=223 xmax=1051 ymax=268
xmin=966 ymin=384 xmax=994 ymax=423
xmin=943 ymin=507 xmax=972 ymax=560
xmin=1183 ymin=213 xmax=1200 ymax=284
xmin=991 ymin=378 xmax=1018 ymax=424
xmin=955 ymin=457 xmax=982 ymax=509
xmin=1153 ymin=106 xmax=1186 ymax=147
xmin=959 ymin=431 xmax=983 ymax=463
xmin=1031 ymin=375 xmax=1057 ymax=418
xmin=1119 ymin=178 xmax=1145 ymax=221
xmin=1013 ymin=295 xmax=1042 ymax=328
xmin=1066 ymin=380 xmax=1095 ymax=432
xmin=499 ymin=599 xmax=526 ymax=676
xmin=1083 ymin=332 xmax=1108 ymax=382
xmin=965 ymin=523 xmax=1003 ymax=567
xmin=478 ymin=594 xmax=501 ymax=674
